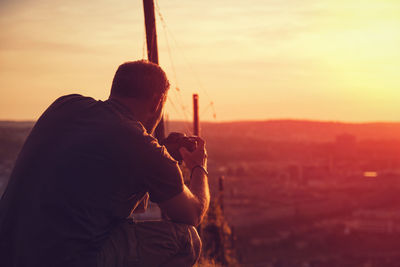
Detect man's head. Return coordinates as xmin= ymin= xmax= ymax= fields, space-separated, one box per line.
xmin=110 ymin=60 xmax=170 ymax=99
xmin=109 ymin=60 xmax=170 ymax=133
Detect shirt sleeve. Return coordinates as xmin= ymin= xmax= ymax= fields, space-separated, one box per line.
xmin=142 ymin=136 xmax=185 ymax=203
xmin=122 ymin=123 xmax=184 ymax=203
xmin=126 ymin=123 xmax=184 ymax=203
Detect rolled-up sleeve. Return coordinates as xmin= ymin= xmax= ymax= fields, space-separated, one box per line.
xmin=139 ymin=134 xmax=185 ymax=203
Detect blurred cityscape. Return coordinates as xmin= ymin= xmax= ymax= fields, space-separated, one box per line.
xmin=2 ymin=120 xmax=400 ymax=266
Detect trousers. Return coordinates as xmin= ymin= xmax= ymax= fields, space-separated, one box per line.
xmin=97 ymin=220 xmax=201 ymax=267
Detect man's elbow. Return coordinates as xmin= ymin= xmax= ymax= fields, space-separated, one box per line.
xmin=159 ymin=188 xmax=210 ymax=226
xmin=177 ymin=200 xmax=209 ymax=226
xmin=191 ymin=199 xmax=209 ymax=226
xmin=183 ymin=213 xmax=202 ymax=227
xmin=168 ymin=210 xmax=201 ymax=226
xmin=188 ymin=210 xmax=204 ymax=227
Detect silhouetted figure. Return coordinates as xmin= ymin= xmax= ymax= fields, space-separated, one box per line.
xmin=0 ymin=61 xmax=210 ymax=267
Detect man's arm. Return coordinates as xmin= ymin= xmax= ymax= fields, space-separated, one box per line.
xmin=158 ymin=137 xmax=210 ymax=226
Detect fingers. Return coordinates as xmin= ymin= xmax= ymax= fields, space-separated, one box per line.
xmin=179 ymin=138 xmax=207 ymax=170
xmin=179 ymin=147 xmax=190 ymax=158
xmin=192 ymin=136 xmax=205 ymax=149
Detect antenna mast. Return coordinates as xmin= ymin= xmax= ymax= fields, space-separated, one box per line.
xmin=193 ymin=94 xmax=200 ymax=136
xmin=143 ymin=0 xmax=165 ymax=140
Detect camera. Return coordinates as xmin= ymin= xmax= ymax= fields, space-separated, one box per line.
xmin=161 ymin=132 xmax=197 ymax=163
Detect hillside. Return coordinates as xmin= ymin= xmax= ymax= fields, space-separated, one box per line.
xmin=169 ymin=120 xmax=400 ymax=142
xmin=2 ymin=119 xmax=400 ymax=143
xmin=2 ymin=119 xmax=400 ymax=266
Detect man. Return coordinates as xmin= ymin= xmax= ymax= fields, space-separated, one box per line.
xmin=0 ymin=60 xmax=210 ymax=267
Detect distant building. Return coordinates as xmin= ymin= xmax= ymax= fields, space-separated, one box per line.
xmin=345 ymin=209 xmax=400 ymax=234
xmin=334 ymin=133 xmax=357 ymax=159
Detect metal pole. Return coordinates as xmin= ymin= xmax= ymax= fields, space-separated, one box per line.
xmin=143 ymin=0 xmax=165 ymax=140
xmin=193 ymin=93 xmax=201 ymax=234
xmin=143 ymin=0 xmax=159 ymax=64
xmin=193 ymin=94 xmax=199 ymax=136
xmin=219 ymin=176 xmax=224 ymax=212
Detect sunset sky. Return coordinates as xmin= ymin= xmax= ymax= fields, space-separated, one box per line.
xmin=0 ymin=0 xmax=399 ymax=122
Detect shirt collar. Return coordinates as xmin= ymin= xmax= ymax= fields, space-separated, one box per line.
xmin=105 ymin=98 xmax=136 ymax=121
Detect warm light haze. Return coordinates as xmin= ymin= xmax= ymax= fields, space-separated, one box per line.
xmin=0 ymin=0 xmax=399 ymax=122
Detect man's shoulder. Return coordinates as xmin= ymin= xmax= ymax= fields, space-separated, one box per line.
xmin=42 ymin=94 xmax=96 ymax=115
xmin=33 ymin=94 xmax=98 ymax=127
xmin=56 ymin=93 xmax=87 ymax=101
xmin=52 ymin=94 xmax=95 ymax=107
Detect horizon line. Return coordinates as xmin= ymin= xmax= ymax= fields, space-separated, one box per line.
xmin=1 ymin=118 xmax=400 ymax=125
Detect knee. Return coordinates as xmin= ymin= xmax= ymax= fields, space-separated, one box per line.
xmin=172 ymin=224 xmax=202 ymax=266
xmin=187 ymin=226 xmax=202 ymax=263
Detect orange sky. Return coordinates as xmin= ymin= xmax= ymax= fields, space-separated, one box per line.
xmin=0 ymin=0 xmax=399 ymax=122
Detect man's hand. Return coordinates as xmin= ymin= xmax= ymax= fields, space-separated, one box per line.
xmin=159 ymin=137 xmax=210 ymax=226
xmin=179 ymin=137 xmax=207 ymax=171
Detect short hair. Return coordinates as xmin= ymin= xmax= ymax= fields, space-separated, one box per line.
xmin=110 ymin=60 xmax=170 ymax=99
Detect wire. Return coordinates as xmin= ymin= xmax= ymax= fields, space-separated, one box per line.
xmin=155 ymin=0 xmax=192 ymax=126
xmin=140 ymin=1 xmax=197 ymax=134
xmin=154 ymin=0 xmax=179 ymax=87
xmin=167 ymin=97 xmax=193 ymax=134
xmin=154 ymin=0 xmax=217 ymax=121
